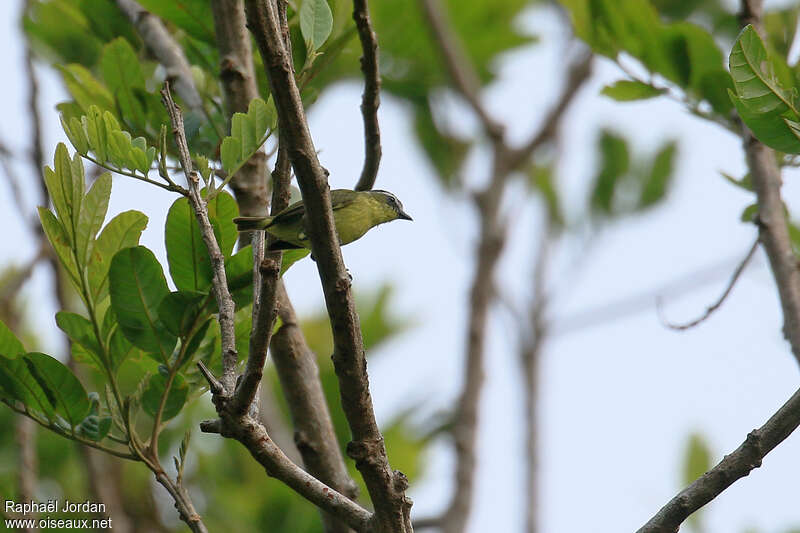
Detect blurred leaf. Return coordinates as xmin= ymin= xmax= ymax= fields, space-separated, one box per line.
xmin=720 ymin=171 xmax=752 ymax=191
xmin=0 ymin=319 xmax=25 ymax=359
xmin=591 ymin=130 xmax=630 ymax=214
xmin=729 ymin=26 xmax=800 ymax=153
xmin=109 ymin=246 xmax=176 ymax=361
xmin=135 ymin=0 xmax=216 ymax=44
xmin=413 ymin=100 xmax=470 ymax=188
xmin=142 ymin=372 xmax=188 ymax=422
xmin=300 ymin=0 xmax=334 ymax=50
xmin=683 ymin=432 xmax=712 ymax=530
xmin=639 ymin=141 xmax=677 ymax=208
xmin=100 ymin=38 xmax=147 ymax=129
xmin=527 ymin=165 xmax=564 ymax=227
xmin=601 ymin=80 xmax=665 ymax=101
xmin=57 ymin=64 xmax=115 ymax=114
xmin=741 ymin=203 xmax=758 ymax=223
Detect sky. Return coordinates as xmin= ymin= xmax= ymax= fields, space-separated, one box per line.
xmin=2 ymin=1 xmax=800 ymax=532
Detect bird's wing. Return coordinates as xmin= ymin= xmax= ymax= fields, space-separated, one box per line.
xmin=269 ymin=189 xmax=356 ymax=227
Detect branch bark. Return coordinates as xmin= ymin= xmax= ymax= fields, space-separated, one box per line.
xmin=637 ymin=384 xmax=800 ymax=532
xmin=639 ymin=2 xmax=800 ymax=529
xmin=244 ymin=2 xmax=412 ymax=530
xmin=162 ymin=83 xmax=372 ymax=530
xmin=736 ymin=0 xmax=800 ymax=368
xmin=418 ymin=2 xmax=591 ymax=531
xmin=352 ymin=0 xmax=382 ymax=191
xmin=115 ymin=0 xmax=202 ymax=111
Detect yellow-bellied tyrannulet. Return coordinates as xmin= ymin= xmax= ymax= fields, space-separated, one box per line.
xmin=233 ymin=189 xmax=412 ymax=251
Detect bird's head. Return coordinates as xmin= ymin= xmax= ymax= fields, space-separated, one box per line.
xmin=366 ymin=190 xmax=413 ymax=224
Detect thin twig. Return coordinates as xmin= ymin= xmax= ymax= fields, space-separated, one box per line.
xmin=166 ymin=76 xmax=371 ymax=528
xmin=659 ymin=238 xmax=759 ymax=331
xmin=161 ymin=83 xmax=239 ymax=394
xmin=638 ymin=383 xmax=800 ymax=532
xmin=417 ymin=0 xmax=504 ymax=139
xmin=352 ymin=0 xmax=382 ymax=191
xmin=244 ymin=2 xmax=411 ymax=530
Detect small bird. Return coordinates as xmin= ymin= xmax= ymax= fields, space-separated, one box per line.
xmin=233 ymin=189 xmax=412 ymax=251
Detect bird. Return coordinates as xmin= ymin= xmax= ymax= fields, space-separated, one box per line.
xmin=233 ymin=189 xmax=412 ymax=251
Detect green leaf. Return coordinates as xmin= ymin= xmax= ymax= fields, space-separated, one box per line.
xmin=601 ymin=80 xmax=665 ymax=101
xmin=57 ymin=64 xmax=115 ymax=114
xmin=0 ymin=320 xmax=24 ymax=359
xmin=76 ymin=412 xmax=112 ymax=442
xmin=527 ymin=165 xmax=563 ymax=227
xmin=165 ymin=197 xmax=214 ymax=292
xmin=741 ymin=203 xmax=758 ymax=223
xmin=220 ymin=99 xmax=272 ymax=177
xmin=683 ymin=432 xmax=712 ymax=527
xmin=89 ymin=210 xmax=148 ymax=303
xmin=225 ymin=245 xmax=254 ymax=308
xmin=158 ymin=291 xmax=207 ymax=338
xmin=142 ymin=372 xmax=188 ymax=422
xmin=729 ymin=25 xmax=800 ymax=153
xmin=281 ymin=249 xmax=311 ymax=276
xmin=0 ymin=355 xmax=55 ymax=420
xmin=109 ymin=246 xmax=177 ymax=361
xmin=721 ymin=171 xmax=752 ymax=191
xmin=591 ymin=131 xmax=630 ymax=214
xmin=76 ymin=172 xmax=112 ymax=267
xmin=44 ymin=143 xmax=84 ymax=243
xmin=22 ymin=352 xmax=92 ymax=429
xmin=135 ymin=0 xmax=216 ymax=44
xmin=38 ymin=207 xmax=80 ymax=287
xmin=61 ymin=116 xmax=90 ymax=155
xmin=100 ymin=38 xmax=147 ymax=129
xmin=207 ymin=190 xmax=239 ymax=257
xmin=639 ymin=141 xmax=677 ymax=208
xmin=56 ymin=311 xmax=104 ymax=371
xmin=300 ymin=0 xmax=334 ymax=50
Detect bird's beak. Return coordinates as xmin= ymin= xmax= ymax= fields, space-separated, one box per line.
xmin=398 ymin=209 xmax=413 ymax=221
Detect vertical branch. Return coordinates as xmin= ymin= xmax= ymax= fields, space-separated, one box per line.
xmin=14 ymin=416 xmax=37 ymax=532
xmin=244 ymin=2 xmax=412 ymax=530
xmin=520 ymin=224 xmax=554 ymax=533
xmin=211 ymin=0 xmax=269 ymax=217
xmin=418 ymin=2 xmax=591 ymax=529
xmin=115 ymin=0 xmax=203 ymax=110
xmin=352 ymin=0 xmax=382 ymax=191
xmin=735 ymin=0 xmax=800 ymax=368
xmin=161 ymin=84 xmax=239 ymax=394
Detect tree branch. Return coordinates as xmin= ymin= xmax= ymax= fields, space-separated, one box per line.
xmin=417 ymin=0 xmax=503 ymax=139
xmin=352 ymin=0 xmax=382 ymax=191
xmin=659 ymin=238 xmax=759 ymax=331
xmin=637 ymin=383 xmax=800 ymax=532
xmin=115 ymin=0 xmax=202 ymax=111
xmin=244 ymin=2 xmax=411 ymax=530
xmin=418 ymin=2 xmax=591 ymax=530
xmin=164 ymin=80 xmax=371 ymax=530
xmin=214 ymin=414 xmax=372 ymax=531
xmin=161 ymin=83 xmax=239 ymax=394
xmin=211 ymin=0 xmax=269 ymax=217
xmin=733 ymin=1 xmax=800 ymax=367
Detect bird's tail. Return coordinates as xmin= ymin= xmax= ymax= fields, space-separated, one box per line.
xmin=233 ymin=216 xmax=272 ymax=231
